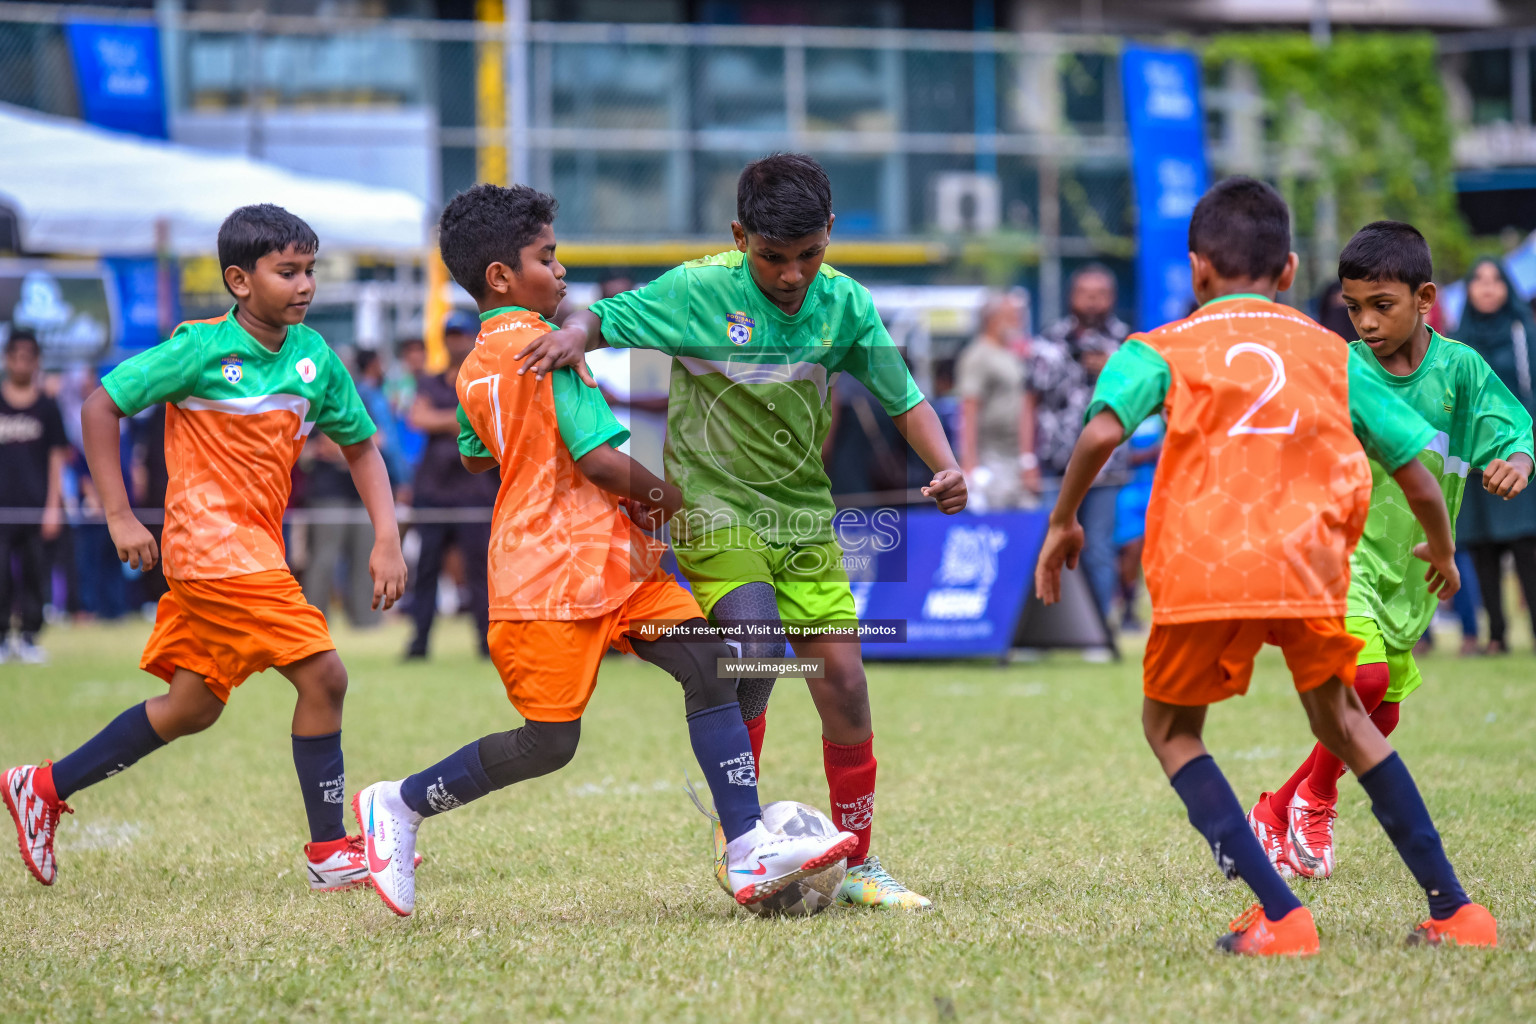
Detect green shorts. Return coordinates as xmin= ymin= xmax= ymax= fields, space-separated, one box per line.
xmin=675 ymin=531 xmax=857 ymax=629
xmin=1345 ymin=615 xmax=1423 ymax=703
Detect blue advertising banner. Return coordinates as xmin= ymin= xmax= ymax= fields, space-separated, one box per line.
xmin=66 ymin=21 xmax=168 ymax=139
xmin=103 ymin=257 xmax=174 ymax=351
xmin=1121 ymin=46 xmax=1208 ymax=331
xmin=849 ymin=508 xmax=1048 ymax=660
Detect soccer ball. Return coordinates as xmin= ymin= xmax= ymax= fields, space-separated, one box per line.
xmin=716 ymin=800 xmax=847 ymax=918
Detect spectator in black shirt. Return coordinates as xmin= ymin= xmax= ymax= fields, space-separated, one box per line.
xmin=404 ymin=313 xmax=497 ymax=658
xmin=0 ymin=332 xmax=68 ymax=663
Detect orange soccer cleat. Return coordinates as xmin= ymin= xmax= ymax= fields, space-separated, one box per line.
xmin=1215 ymin=903 xmax=1320 ymax=956
xmin=1407 ymin=903 xmax=1498 ymax=948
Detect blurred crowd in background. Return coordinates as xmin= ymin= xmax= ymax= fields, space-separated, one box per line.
xmin=7 ymin=258 xmax=1536 ymax=663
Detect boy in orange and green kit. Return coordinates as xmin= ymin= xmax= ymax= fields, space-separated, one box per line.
xmin=1037 ymin=177 xmax=1497 ymax=955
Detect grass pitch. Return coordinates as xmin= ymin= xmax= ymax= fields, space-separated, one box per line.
xmin=1 ymin=617 xmax=1533 ymax=1023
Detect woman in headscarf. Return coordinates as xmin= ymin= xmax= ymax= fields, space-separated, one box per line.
xmin=1456 ymin=257 xmax=1536 ymax=653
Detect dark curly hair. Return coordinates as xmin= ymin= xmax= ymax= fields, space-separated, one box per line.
xmin=737 ymin=153 xmax=833 ymax=242
xmin=438 ymin=183 xmax=559 ymax=300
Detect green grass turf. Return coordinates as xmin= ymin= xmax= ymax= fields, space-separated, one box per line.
xmin=1 ymin=617 xmax=1533 ymax=1023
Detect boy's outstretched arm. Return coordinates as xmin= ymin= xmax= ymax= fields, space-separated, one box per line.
xmin=1035 ymin=409 xmax=1123 ymax=605
xmin=892 ymin=400 xmax=967 ymax=514
xmin=340 ymin=439 xmax=408 ymax=610
xmin=1391 ymin=458 xmax=1460 ymax=601
xmin=82 ymin=387 xmax=158 ymax=570
xmin=576 ymin=443 xmax=683 ymax=531
xmin=514 ymin=308 xmax=604 ymax=385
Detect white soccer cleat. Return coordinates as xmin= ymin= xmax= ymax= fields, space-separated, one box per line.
xmin=304 ymin=834 xmax=371 ymax=891
xmin=353 ymin=781 xmax=420 ymax=916
xmin=724 ymin=820 xmax=858 ymax=906
xmin=3 ymin=764 xmax=71 ymax=886
xmin=1286 ymin=779 xmax=1338 ymax=879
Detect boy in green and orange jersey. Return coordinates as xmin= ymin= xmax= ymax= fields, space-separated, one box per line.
xmin=354 ymin=183 xmax=855 ymax=918
xmin=3 ymin=204 xmax=408 ymax=894
xmin=1247 ymin=221 xmax=1532 ymax=881
xmin=1038 ymin=177 xmax=1496 ymax=955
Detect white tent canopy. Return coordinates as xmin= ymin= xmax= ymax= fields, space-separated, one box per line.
xmin=0 ymin=104 xmax=427 ymax=257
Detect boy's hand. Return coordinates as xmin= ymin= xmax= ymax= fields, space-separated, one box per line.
xmin=369 ymin=538 xmax=408 ymax=611
xmin=922 ymin=468 xmax=968 ymax=515
xmin=1483 ymin=457 xmax=1530 ymax=499
xmin=1411 ymin=541 xmax=1460 ymax=602
xmin=621 ymin=482 xmax=682 ymax=532
xmin=1034 ymin=518 xmax=1084 ymax=605
xmin=515 ymin=327 xmax=596 ymax=385
xmin=107 ymin=512 xmax=158 ymax=571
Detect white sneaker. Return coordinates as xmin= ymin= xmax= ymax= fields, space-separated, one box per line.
xmin=13 ymin=637 xmax=46 ymax=665
xmin=353 ymin=781 xmax=420 ymax=916
xmin=724 ymin=820 xmax=858 ymax=906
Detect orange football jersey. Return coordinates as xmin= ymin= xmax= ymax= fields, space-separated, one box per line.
xmin=457 ymin=308 xmax=665 ymax=620
xmin=1137 ymin=297 xmax=1373 ymax=623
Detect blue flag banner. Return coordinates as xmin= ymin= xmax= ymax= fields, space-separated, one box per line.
xmin=66 ymin=21 xmax=168 ymax=139
xmin=104 ymin=257 xmax=174 ymax=350
xmin=1121 ymin=46 xmax=1208 ymax=331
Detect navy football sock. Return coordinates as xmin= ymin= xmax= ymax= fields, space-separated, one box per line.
xmin=687 ymin=702 xmax=762 ymax=842
xmin=291 ymin=732 xmax=347 ymax=843
xmin=50 ymin=702 xmax=167 ymax=800
xmin=1170 ymin=754 xmax=1302 ymax=922
xmin=1358 ymin=752 xmax=1470 ymax=920
xmin=400 ymin=740 xmax=493 ymax=819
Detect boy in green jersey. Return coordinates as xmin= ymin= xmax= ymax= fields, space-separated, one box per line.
xmin=1248 ymin=221 xmax=1533 ymax=879
xmin=516 ymin=154 xmax=967 ymax=908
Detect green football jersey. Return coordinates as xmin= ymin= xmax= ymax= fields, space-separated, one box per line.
xmin=590 ymin=250 xmax=924 ymax=545
xmin=1346 ymin=330 xmax=1534 ymax=649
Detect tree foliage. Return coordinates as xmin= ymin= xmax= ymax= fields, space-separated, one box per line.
xmin=1203 ymin=32 xmax=1471 ymax=280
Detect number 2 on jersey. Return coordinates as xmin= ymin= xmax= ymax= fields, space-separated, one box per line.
xmin=1225 ymin=342 xmax=1299 ymax=437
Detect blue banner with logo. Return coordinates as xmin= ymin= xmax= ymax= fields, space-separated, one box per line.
xmin=66 ymin=21 xmax=168 ymax=139
xmin=848 ymin=508 xmax=1048 ymax=660
xmin=103 ymin=257 xmax=175 ymax=351
xmin=1122 ymin=46 xmax=1208 ymax=332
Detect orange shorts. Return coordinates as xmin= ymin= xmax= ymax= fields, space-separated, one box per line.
xmin=141 ymin=569 xmax=335 ymax=702
xmin=1143 ymin=617 xmax=1362 ymax=707
xmin=488 ymin=573 xmax=704 ymax=722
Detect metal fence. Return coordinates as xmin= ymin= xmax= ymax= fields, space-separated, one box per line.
xmin=0 ymin=3 xmax=1144 ymax=323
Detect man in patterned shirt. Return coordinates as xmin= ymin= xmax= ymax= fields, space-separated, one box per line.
xmin=1027 ymin=264 xmax=1131 ymax=619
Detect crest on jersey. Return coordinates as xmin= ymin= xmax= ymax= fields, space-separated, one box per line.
xmin=726 ymin=311 xmax=754 ymax=346
xmin=220 ymin=356 xmax=242 ymax=384
xmin=296 ymin=357 xmax=317 ymax=383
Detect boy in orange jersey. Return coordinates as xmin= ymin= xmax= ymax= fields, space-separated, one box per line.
xmin=354 ymin=184 xmax=855 ymax=918
xmin=3 ymin=205 xmax=408 ymax=893
xmin=1037 ymin=177 xmax=1497 ymax=955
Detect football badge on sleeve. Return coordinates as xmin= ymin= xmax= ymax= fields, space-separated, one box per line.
xmin=221 ymin=356 xmax=243 ymax=384
xmin=726 ymin=311 xmax=755 ymax=346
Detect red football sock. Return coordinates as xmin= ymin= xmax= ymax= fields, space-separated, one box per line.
xmin=1371 ymin=699 xmax=1401 ymax=738
xmin=745 ymin=712 xmax=766 ymax=780
xmin=1268 ymin=750 xmax=1317 ymax=822
xmin=1306 ymin=662 xmax=1391 ymax=803
xmin=823 ymin=734 xmax=876 ymax=867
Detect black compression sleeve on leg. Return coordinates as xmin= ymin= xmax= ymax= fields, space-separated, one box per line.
xmin=710 ymin=582 xmax=784 ymax=720
xmin=475 ymin=719 xmax=582 ymax=790
xmin=629 ymin=619 xmax=738 ymax=715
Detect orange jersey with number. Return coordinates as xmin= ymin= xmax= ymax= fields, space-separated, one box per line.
xmin=1138 ymin=298 xmax=1372 ymax=623
xmin=457 ymin=309 xmax=665 ymax=620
